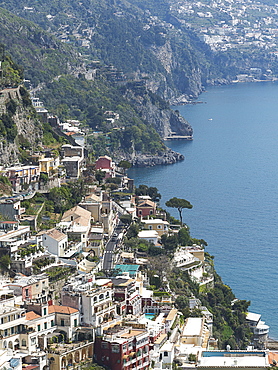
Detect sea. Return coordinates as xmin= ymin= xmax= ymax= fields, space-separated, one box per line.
xmin=128 ymin=81 xmax=278 ymax=339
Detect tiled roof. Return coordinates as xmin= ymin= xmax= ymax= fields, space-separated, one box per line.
xmin=44 ymin=228 xmax=66 ymax=241
xmin=25 ymin=311 xmax=41 ymax=320
xmin=137 ymin=200 xmax=156 ymax=208
xmin=61 ymin=205 xmax=91 ymax=222
xmin=48 ymin=305 xmax=78 ymax=315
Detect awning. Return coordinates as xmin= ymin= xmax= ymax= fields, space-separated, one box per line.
xmin=10 ymin=358 xmax=20 ymax=368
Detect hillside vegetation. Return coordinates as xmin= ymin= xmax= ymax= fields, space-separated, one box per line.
xmin=0 ymin=0 xmax=276 ymax=161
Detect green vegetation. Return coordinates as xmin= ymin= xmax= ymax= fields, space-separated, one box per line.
xmin=21 ymin=181 xmax=85 ymax=229
xmin=33 ymin=257 xmax=55 ymax=274
xmin=0 ymin=175 xmax=11 ymax=187
xmin=121 ymin=185 xmax=251 ymax=349
xmin=38 ymin=74 xmax=166 ymax=156
xmin=165 ymin=197 xmax=193 ymax=225
xmin=46 ymin=266 xmax=75 ymax=282
xmin=0 ymin=254 xmax=11 ymax=274
xmin=135 ymin=185 xmax=161 ymax=202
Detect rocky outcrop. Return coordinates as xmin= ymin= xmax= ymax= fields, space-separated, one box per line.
xmin=0 ymin=141 xmax=19 ymax=167
xmin=130 ymin=148 xmax=184 ymax=167
xmin=147 ymin=37 xmax=204 ymax=103
xmin=0 ymin=86 xmax=42 ymax=166
xmin=124 ymin=88 xmax=193 ymax=139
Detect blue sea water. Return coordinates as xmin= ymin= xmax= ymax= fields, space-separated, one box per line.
xmin=129 ymin=81 xmax=278 ymax=339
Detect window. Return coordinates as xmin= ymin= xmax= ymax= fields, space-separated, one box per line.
xmin=51 ymin=320 xmax=54 ymax=327
xmin=11 ymin=327 xmax=14 ymax=334
xmin=44 ymin=322 xmax=47 ymax=330
xmin=101 ymin=342 xmax=108 ymax=349
xmin=43 ymin=308 xmax=47 ymax=316
xmin=22 ymin=339 xmax=26 ymax=347
xmin=112 ymin=344 xmax=120 ymax=353
xmin=37 ymin=325 xmax=41 ymax=332
xmin=74 ymin=319 xmax=77 ymax=327
xmin=25 ymin=289 xmax=29 ymax=297
xmin=157 ymin=225 xmax=162 ymax=229
xmin=61 ymin=319 xmax=65 ymax=326
xmin=164 ymin=352 xmax=168 ymax=357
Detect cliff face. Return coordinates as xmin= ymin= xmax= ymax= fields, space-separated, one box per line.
xmin=138 ymin=101 xmax=193 ymax=138
xmin=124 ymin=88 xmax=193 ymax=139
xmin=0 ymin=86 xmax=42 ymax=166
xmin=147 ymin=40 xmax=204 ymax=103
xmin=130 ymin=148 xmax=185 ymax=167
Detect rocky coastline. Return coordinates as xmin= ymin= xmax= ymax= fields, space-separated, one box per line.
xmin=130 ymin=148 xmax=184 ymax=167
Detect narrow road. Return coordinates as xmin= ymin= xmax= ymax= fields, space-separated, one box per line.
xmin=102 ymin=221 xmax=125 ymax=272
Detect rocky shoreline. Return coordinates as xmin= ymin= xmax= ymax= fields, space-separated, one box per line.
xmin=268 ymin=339 xmax=278 ymax=350
xmin=130 ymin=148 xmax=184 ymax=167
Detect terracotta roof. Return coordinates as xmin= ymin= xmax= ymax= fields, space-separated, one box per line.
xmin=48 ymin=305 xmax=78 ymax=315
xmin=61 ymin=205 xmax=91 ymax=222
xmin=74 ymin=215 xmax=90 ymax=227
xmin=84 ymin=193 xmax=101 ymax=202
xmin=269 ymin=352 xmax=278 ymax=366
xmin=44 ymin=228 xmax=67 ymax=241
xmin=96 ymin=155 xmax=112 ymax=161
xmin=137 ymin=200 xmax=156 ymax=208
xmin=25 ymin=311 xmax=41 ymax=321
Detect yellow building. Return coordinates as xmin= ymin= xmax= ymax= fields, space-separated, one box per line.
xmin=48 ymin=341 xmax=94 ymax=370
xmin=142 ymin=219 xmax=170 ymax=237
xmin=39 ymin=157 xmax=59 ymax=175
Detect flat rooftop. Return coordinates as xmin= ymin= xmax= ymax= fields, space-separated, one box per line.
xmin=199 ymin=350 xmax=268 ymax=368
xmin=182 ymin=317 xmax=203 ymax=337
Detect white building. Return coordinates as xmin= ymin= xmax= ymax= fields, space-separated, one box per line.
xmin=41 ymin=228 xmax=68 ymax=257
xmin=246 ymin=312 xmax=269 ymax=349
xmin=138 ymin=230 xmax=159 ymax=244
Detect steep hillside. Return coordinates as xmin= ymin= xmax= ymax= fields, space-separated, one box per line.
xmin=0 ymin=83 xmax=42 ymax=165
xmin=0 ymin=0 xmax=215 ymax=101
xmin=1 ymin=0 xmax=276 ymax=102
xmin=0 ymin=8 xmax=82 ymax=86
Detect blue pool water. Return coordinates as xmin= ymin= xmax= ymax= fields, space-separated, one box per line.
xmin=145 ymin=313 xmax=156 ymax=320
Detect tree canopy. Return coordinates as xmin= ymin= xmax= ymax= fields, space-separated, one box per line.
xmin=165 ymin=197 xmax=192 ymax=225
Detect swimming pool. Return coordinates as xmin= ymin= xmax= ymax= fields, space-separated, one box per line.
xmin=145 ymin=313 xmax=155 ymax=320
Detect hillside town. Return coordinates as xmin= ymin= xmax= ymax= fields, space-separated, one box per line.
xmin=172 ymin=0 xmax=278 ymax=56
xmin=0 ymin=94 xmax=274 ymax=370
xmin=20 ymin=0 xmax=278 ymax=84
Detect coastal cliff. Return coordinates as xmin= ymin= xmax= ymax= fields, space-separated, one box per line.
xmin=124 ymin=85 xmax=193 ymax=139
xmin=0 ymin=86 xmax=42 ymax=166
xmin=129 ymin=148 xmax=184 ymax=167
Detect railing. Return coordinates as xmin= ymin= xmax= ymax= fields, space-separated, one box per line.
xmin=48 ymin=340 xmax=94 ymax=355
